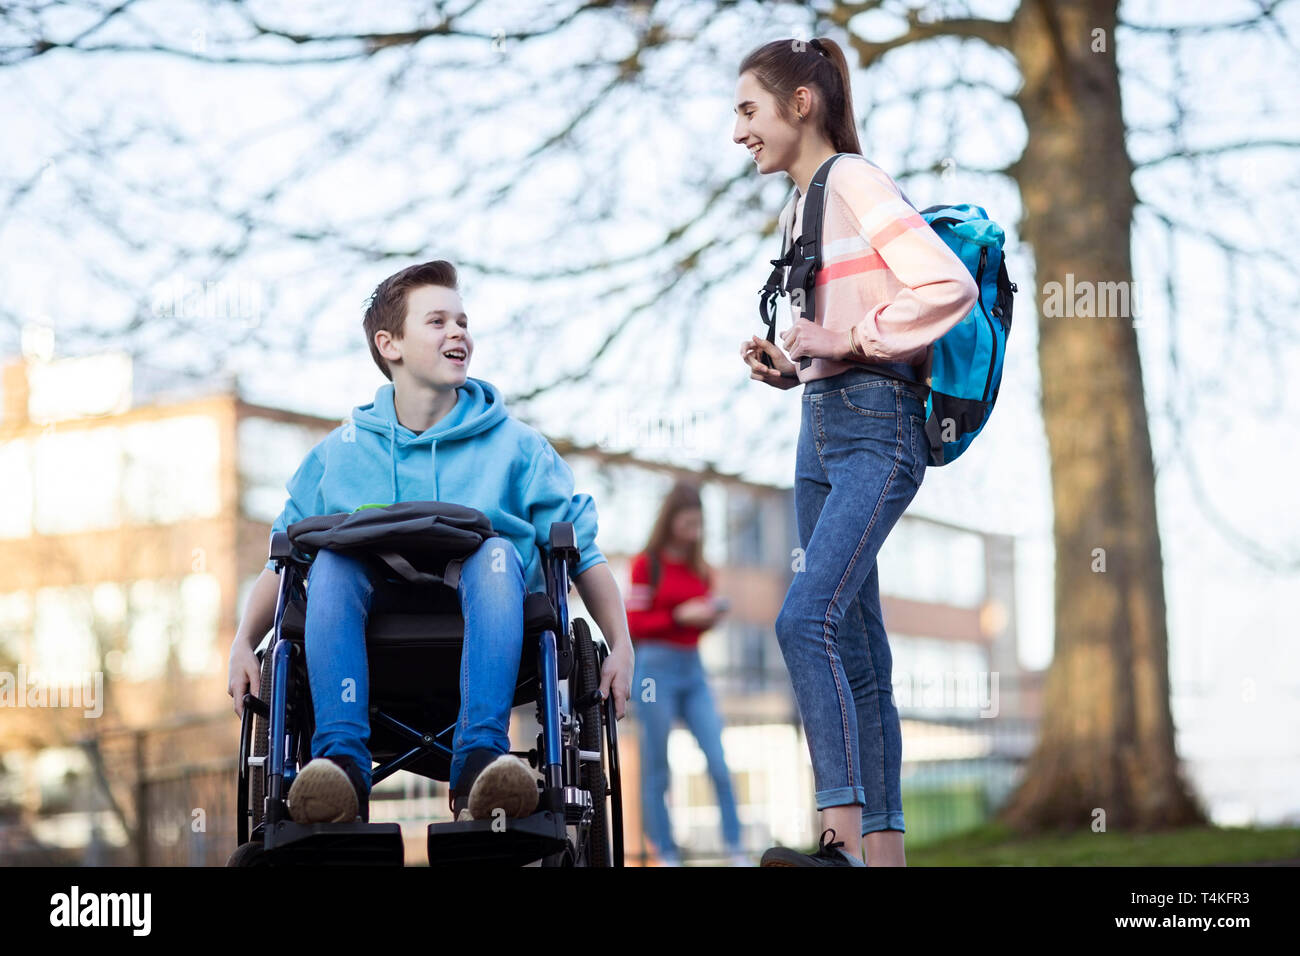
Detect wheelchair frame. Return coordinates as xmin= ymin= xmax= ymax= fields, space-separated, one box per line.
xmin=233 ymin=519 xmax=624 ymax=867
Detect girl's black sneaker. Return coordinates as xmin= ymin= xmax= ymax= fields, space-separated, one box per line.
xmin=760 ymin=828 xmax=866 ymax=867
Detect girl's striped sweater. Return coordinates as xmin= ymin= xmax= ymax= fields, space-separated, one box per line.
xmin=779 ymin=154 xmax=980 ymax=387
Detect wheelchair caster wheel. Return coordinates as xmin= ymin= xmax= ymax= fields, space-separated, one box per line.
xmin=227 ymin=839 xmax=271 ymax=867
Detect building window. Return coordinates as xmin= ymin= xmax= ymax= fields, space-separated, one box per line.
xmin=878 ymin=519 xmax=986 ymax=607
xmin=725 ymin=491 xmax=763 ymax=568
xmin=699 ymin=621 xmax=780 ymax=697
xmin=177 ymin=574 xmax=220 ymax=675
xmin=92 ymin=583 xmax=127 ymax=677
xmin=124 ymin=579 xmax=175 ymax=682
xmin=34 ymin=427 xmax=122 ymax=534
xmin=889 ymin=633 xmax=994 ymax=718
xmin=33 ymin=586 xmax=100 ymax=677
xmin=122 ymin=416 xmax=221 ymax=523
xmin=0 ymin=440 xmax=33 ymax=539
xmin=700 ymin=482 xmax=728 ymax=568
xmin=0 ymin=591 xmax=32 ymax=670
xmin=238 ymin=417 xmax=329 ymax=525
xmin=34 ymin=747 xmax=92 ymax=816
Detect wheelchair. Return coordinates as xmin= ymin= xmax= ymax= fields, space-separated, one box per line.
xmin=228 ymin=508 xmax=624 ymax=867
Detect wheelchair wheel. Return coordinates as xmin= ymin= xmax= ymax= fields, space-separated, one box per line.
xmin=572 ymin=618 xmax=612 ymax=867
xmin=226 ymin=838 xmax=270 ymax=867
xmin=244 ymin=640 xmax=314 ymax=839
xmin=247 ymin=649 xmax=274 ymax=833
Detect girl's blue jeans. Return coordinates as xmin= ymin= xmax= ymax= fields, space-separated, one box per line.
xmin=302 ymin=536 xmax=527 ymax=795
xmin=633 ymin=641 xmax=743 ymax=858
xmin=777 ymin=366 xmax=929 ymax=835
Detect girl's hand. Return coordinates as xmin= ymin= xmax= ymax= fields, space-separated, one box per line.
xmin=780 ymin=317 xmax=849 ymax=363
xmin=741 ymin=336 xmax=800 ymax=389
xmin=673 ymin=597 xmax=722 ymax=629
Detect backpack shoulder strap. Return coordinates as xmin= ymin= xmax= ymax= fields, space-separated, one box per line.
xmin=786 ymin=152 xmax=846 ymax=369
xmin=758 ymin=190 xmax=800 ymax=360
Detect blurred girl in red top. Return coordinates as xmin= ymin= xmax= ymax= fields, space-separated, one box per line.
xmin=626 ymin=480 xmax=747 ymax=866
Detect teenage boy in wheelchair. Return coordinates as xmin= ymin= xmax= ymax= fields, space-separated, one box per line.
xmin=227 ymin=259 xmax=634 ymax=828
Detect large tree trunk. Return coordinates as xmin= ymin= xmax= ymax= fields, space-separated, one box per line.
xmin=996 ymin=0 xmax=1205 ymax=831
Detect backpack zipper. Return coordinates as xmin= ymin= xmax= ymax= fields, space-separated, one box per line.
xmin=926 ymin=214 xmax=999 ymax=404
xmin=974 ymin=247 xmax=997 ymax=404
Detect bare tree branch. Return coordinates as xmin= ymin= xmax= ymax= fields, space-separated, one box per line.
xmin=2 ymin=0 xmax=624 ymax=66
xmin=837 ymin=8 xmax=1014 ymax=71
xmin=1117 ymin=0 xmax=1293 ymax=34
xmin=1134 ymin=139 xmax=1300 ymax=167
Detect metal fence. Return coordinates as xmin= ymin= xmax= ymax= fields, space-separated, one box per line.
xmin=0 ymin=710 xmax=240 ymax=867
xmin=90 ymin=711 xmax=237 ymax=866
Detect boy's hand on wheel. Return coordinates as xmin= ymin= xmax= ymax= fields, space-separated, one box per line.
xmin=741 ymin=336 xmax=800 ymax=389
xmin=599 ymin=646 xmax=633 ymax=721
xmin=228 ymin=642 xmax=261 ymax=720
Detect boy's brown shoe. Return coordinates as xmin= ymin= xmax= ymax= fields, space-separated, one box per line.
xmin=287 ymin=756 xmax=370 ymax=824
xmin=450 ymin=750 xmax=539 ymax=821
xmin=468 ymin=754 xmax=540 ymax=820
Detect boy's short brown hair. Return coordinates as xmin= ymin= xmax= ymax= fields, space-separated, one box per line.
xmin=363 ymin=260 xmax=459 ymax=381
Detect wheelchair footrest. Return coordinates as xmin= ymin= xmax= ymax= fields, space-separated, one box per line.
xmin=426 ymin=811 xmax=568 ymax=866
xmin=262 ymin=820 xmax=405 ymax=866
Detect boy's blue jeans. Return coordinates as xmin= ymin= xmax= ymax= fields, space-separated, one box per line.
xmin=776 ymin=366 xmax=928 ymax=835
xmin=633 ymin=641 xmax=743 ymax=858
xmin=302 ymin=535 xmax=527 ymax=795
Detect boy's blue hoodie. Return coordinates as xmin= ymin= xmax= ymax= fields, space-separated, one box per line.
xmin=266 ymin=378 xmax=606 ymax=594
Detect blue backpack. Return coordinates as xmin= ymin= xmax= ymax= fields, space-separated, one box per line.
xmin=758 ymin=152 xmax=1016 ymax=466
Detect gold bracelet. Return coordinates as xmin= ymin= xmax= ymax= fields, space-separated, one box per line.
xmin=849 ymin=325 xmax=867 ymax=359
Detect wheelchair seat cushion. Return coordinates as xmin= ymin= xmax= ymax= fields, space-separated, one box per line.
xmin=287 ymin=500 xmax=496 ymax=585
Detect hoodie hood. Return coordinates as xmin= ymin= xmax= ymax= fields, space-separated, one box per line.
xmin=350 ymin=378 xmax=508 ymax=502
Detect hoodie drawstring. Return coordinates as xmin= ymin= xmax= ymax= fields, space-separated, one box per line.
xmin=351 ymin=380 xmax=502 ymax=508
xmin=389 ymin=421 xmax=397 ymax=504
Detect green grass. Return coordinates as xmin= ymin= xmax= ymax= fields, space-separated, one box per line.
xmin=902 ymin=783 xmax=989 ymax=844
xmin=905 ymin=821 xmax=1300 ymax=866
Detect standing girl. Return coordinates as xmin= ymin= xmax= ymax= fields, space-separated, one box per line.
xmin=626 ymin=480 xmax=748 ymax=866
xmin=734 ymin=37 xmax=979 ymax=866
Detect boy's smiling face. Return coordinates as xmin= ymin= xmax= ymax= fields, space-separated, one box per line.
xmin=377 ymin=283 xmax=473 ymax=388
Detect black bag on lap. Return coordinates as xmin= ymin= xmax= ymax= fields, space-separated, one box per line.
xmin=286 ymin=500 xmax=495 ymax=590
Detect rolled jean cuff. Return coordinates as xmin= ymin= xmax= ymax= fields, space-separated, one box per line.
xmin=862 ymin=810 xmax=905 ymax=835
xmin=814 ymin=785 xmax=866 ymax=810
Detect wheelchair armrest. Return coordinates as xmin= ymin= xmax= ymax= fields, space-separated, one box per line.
xmin=268 ymin=531 xmax=312 ymax=571
xmin=269 ymin=531 xmax=293 ymax=562
xmin=548 ymin=522 xmax=580 ymax=565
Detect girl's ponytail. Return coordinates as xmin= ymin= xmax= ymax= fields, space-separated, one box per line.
xmin=738 ymin=36 xmax=863 ymax=156
xmin=809 ymin=37 xmax=862 ymax=155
